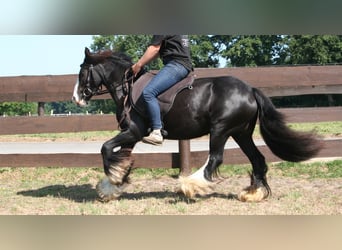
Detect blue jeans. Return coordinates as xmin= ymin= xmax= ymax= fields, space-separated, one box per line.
xmin=143 ymin=61 xmax=189 ymax=130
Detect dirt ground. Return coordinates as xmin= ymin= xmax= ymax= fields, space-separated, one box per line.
xmin=1 ymin=167 xmax=341 ymax=215
xmin=0 ymin=129 xmax=341 ymax=215
xmin=108 ymin=174 xmax=342 ymax=215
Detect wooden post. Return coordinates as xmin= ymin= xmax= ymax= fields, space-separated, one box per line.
xmin=38 ymin=102 xmax=45 ymax=116
xmin=178 ymin=140 xmax=191 ymax=176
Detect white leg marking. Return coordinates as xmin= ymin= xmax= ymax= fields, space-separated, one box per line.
xmin=96 ymin=176 xmax=127 ymax=202
xmin=179 ymin=156 xmax=214 ymax=198
xmin=187 ymin=157 xmax=209 ymax=181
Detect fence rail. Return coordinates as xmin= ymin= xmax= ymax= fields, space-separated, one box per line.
xmin=1 ymin=65 xmax=341 ymax=171
xmin=1 ymin=65 xmax=342 ymax=103
xmin=0 ymin=107 xmax=341 ymax=135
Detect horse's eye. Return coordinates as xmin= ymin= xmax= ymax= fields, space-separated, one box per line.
xmin=80 ymin=71 xmax=87 ymax=81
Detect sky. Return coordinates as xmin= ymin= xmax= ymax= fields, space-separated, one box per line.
xmin=0 ymin=35 xmax=94 ymax=76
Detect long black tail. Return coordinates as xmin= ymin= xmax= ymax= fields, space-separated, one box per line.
xmin=252 ymin=88 xmax=322 ymax=162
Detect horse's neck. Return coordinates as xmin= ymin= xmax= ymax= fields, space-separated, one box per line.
xmin=106 ymin=65 xmax=126 ymax=105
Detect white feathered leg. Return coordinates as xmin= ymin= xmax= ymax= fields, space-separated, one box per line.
xmin=179 ymin=156 xmax=214 ymax=198
xmin=96 ymin=176 xmax=128 ymax=202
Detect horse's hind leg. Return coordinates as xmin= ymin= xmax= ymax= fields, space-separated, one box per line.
xmin=179 ymin=131 xmax=228 ymax=198
xmin=232 ymin=133 xmax=271 ymax=202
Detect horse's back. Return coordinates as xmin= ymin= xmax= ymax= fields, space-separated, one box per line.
xmin=163 ymin=75 xmax=258 ymax=139
xmin=195 ymin=75 xmax=254 ymax=91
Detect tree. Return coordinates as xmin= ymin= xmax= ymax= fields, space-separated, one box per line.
xmin=91 ymin=35 xmax=221 ymax=68
xmin=0 ymin=102 xmax=37 ymax=116
xmin=284 ymin=35 xmax=342 ymax=65
xmin=91 ymin=35 xmax=163 ymax=70
xmin=190 ymin=35 xmax=221 ymax=67
xmin=220 ymin=35 xmax=284 ymax=66
xmin=87 ymin=35 xmax=341 ymax=109
xmin=273 ymin=35 xmax=342 ymax=107
xmin=44 ymin=100 xmax=116 ymax=115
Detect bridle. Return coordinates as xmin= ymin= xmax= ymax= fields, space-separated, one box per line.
xmin=81 ymin=63 xmax=110 ymax=99
xmin=80 ymin=63 xmax=134 ymax=100
xmin=79 ymin=62 xmax=136 ymax=129
xmin=78 ymin=58 xmax=149 ymax=130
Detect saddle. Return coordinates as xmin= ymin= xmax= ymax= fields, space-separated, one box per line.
xmin=130 ymin=71 xmax=195 ymax=118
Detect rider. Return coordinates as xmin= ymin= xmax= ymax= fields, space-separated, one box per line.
xmin=131 ymin=35 xmax=193 ymax=145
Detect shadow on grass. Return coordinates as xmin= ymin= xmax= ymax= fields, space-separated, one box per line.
xmin=119 ymin=191 xmax=237 ymax=204
xmin=17 ymin=185 xmax=238 ymax=204
xmin=17 ymin=184 xmax=98 ymax=203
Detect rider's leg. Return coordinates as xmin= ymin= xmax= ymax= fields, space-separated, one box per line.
xmin=142 ymin=61 xmax=189 ymax=145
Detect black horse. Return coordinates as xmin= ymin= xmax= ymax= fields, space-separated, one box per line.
xmin=73 ymin=48 xmax=321 ymax=202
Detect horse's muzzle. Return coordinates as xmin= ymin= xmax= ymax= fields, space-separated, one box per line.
xmin=72 ymin=96 xmax=87 ymax=107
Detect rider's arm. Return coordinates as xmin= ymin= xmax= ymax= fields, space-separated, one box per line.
xmin=132 ymin=44 xmax=160 ymax=75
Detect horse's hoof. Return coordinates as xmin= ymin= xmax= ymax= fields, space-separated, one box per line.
xmin=237 ymin=186 xmax=269 ymax=202
xmin=96 ymin=176 xmax=126 ymax=202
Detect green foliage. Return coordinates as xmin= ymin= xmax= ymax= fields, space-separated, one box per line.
xmin=11 ymin=34 xmax=334 ymax=116
xmin=88 ymin=35 xmax=342 ymax=110
xmin=0 ymin=102 xmax=37 ymax=116
xmin=285 ymin=35 xmax=342 ymax=65
xmin=221 ymin=35 xmax=284 ymax=66
xmin=90 ymin=34 xmax=342 ymax=69
xmin=91 ymin=35 xmax=163 ymax=70
xmin=190 ymin=35 xmax=220 ymax=67
xmin=45 ymin=99 xmax=116 ymax=115
xmin=91 ymin=35 xmax=222 ymax=68
xmin=209 ymin=35 xmax=342 ymax=67
xmin=2 ymin=35 xmax=341 ymax=116
xmin=91 ymin=35 xmax=342 ymax=67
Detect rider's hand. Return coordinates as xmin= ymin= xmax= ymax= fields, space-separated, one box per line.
xmin=131 ymin=62 xmax=142 ymax=76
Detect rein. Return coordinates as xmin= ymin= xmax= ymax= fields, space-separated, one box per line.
xmin=81 ymin=62 xmax=138 ymax=130
xmin=83 ymin=63 xmax=134 ymax=98
xmin=117 ymin=70 xmax=135 ymax=129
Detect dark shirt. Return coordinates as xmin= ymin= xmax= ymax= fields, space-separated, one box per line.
xmin=150 ymin=35 xmax=193 ymax=72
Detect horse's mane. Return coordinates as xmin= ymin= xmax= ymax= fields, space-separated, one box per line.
xmin=84 ymin=49 xmax=133 ymax=68
xmin=109 ymin=51 xmax=133 ymax=68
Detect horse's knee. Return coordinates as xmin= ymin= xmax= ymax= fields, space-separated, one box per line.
xmin=101 ymin=142 xmax=113 ymax=158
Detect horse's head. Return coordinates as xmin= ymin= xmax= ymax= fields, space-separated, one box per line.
xmin=72 ymin=47 xmax=114 ymax=107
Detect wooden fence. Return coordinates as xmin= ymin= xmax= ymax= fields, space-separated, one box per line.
xmin=0 ymin=66 xmax=342 ymax=174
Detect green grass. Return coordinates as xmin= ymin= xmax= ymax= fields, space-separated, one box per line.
xmin=131 ymin=159 xmax=342 ymax=179
xmin=132 ymin=168 xmax=179 ymax=179
xmin=252 ymin=121 xmax=342 ymax=138
xmin=218 ymin=164 xmax=251 ymax=177
xmin=0 ymin=130 xmax=119 ymax=141
xmin=287 ymin=121 xmax=342 ymax=137
xmin=270 ymin=160 xmax=342 ymax=178
xmin=1 ymin=160 xmax=341 ymax=215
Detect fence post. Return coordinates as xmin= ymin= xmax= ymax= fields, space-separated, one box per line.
xmin=178 ymin=140 xmax=191 ymax=176
xmin=37 ymin=102 xmax=45 ymax=116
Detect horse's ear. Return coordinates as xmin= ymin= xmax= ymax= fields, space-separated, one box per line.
xmin=85 ymin=47 xmax=91 ymax=57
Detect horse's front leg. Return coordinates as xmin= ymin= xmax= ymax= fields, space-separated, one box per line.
xmin=96 ymin=129 xmax=139 ymax=202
